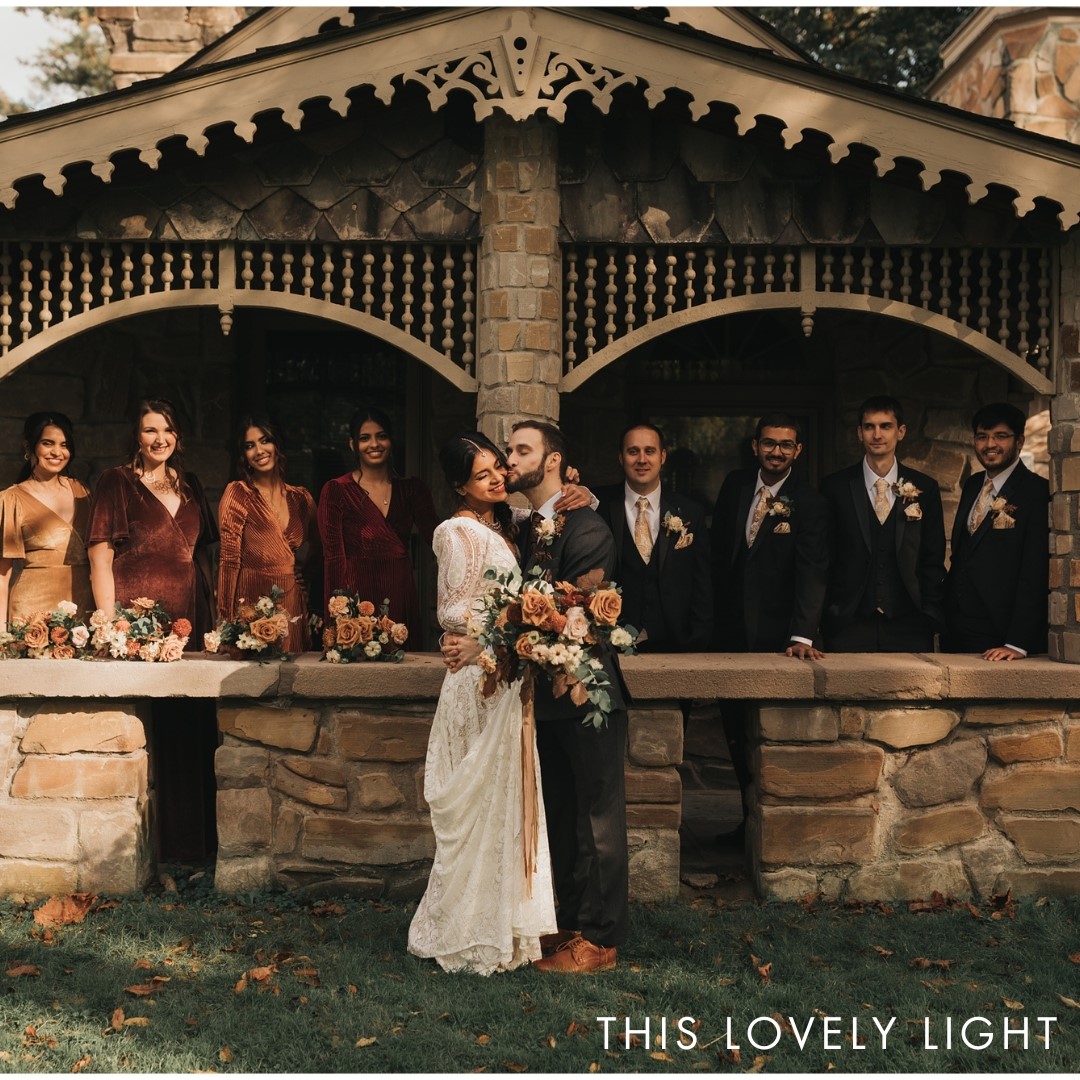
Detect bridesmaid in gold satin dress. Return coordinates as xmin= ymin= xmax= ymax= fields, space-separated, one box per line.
xmin=0 ymin=412 xmax=93 ymax=629
xmin=217 ymin=415 xmax=319 ymax=652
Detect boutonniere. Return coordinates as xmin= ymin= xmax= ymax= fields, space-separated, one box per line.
xmin=893 ymin=478 xmax=923 ymax=520
xmin=765 ymin=494 xmax=792 ymax=518
xmin=990 ymin=497 xmax=1018 ymax=529
xmin=534 ymin=513 xmax=564 ymax=549
xmin=662 ymin=511 xmax=694 ymax=549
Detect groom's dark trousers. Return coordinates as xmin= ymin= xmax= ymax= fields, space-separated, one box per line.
xmin=525 ymin=506 xmax=629 ymax=949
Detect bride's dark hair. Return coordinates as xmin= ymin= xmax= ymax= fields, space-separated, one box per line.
xmin=439 ymin=431 xmax=516 ymax=539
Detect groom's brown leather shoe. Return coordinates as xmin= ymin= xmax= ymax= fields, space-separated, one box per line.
xmin=540 ymin=929 xmax=579 ymax=955
xmin=533 ymin=935 xmax=616 ymax=973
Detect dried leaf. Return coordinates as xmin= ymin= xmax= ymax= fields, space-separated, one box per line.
xmin=503 ymin=1062 xmax=528 ymax=1073
xmin=757 ymin=960 xmax=772 ymax=984
xmin=1002 ymin=997 xmax=1024 ymax=1010
xmin=159 ymin=874 xmax=178 ymax=893
xmin=355 ymin=1037 xmax=377 ymax=1048
xmin=1056 ymin=995 xmax=1080 ymax=1010
xmin=70 ymin=1054 xmax=92 ymax=1073
xmin=476 ymin=1034 xmax=491 ymax=1045
xmin=569 ymin=680 xmax=589 ymax=707
xmin=545 ymin=1035 xmax=557 ymax=1049
xmin=909 ymin=957 xmax=952 ymax=970
xmin=218 ymin=1047 xmax=233 ymax=1063
xmin=310 ymin=901 xmax=346 ymax=917
xmin=133 ymin=959 xmax=152 ymax=971
xmin=650 ymin=1052 xmax=674 ymax=1062
xmin=1068 ymin=953 xmax=1080 ymax=965
xmin=110 ymin=1008 xmax=124 ymax=1033
xmin=566 ymin=1021 xmax=579 ymax=1036
xmin=588 ymin=1064 xmax=600 ymax=1073
xmin=233 ymin=973 xmax=248 ymax=994
xmin=34 ymin=894 xmax=97 ymax=927
xmin=5 ymin=965 xmax=40 ymax=978
xmin=124 ymin=983 xmax=158 ymax=997
xmin=123 ymin=1018 xmax=151 ymax=1028
xmin=872 ymin=945 xmax=893 ymax=958
xmin=248 ymin=965 xmax=276 ymax=983
xmin=747 ymin=1054 xmax=768 ymax=1073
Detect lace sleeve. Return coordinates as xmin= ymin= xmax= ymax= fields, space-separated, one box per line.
xmin=434 ymin=520 xmax=489 ymax=632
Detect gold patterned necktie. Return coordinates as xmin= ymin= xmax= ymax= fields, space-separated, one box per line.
xmin=747 ymin=487 xmax=769 ymax=546
xmin=873 ymin=478 xmax=891 ymax=525
xmin=634 ymin=496 xmax=653 ymax=562
xmin=969 ymin=475 xmax=995 ymax=533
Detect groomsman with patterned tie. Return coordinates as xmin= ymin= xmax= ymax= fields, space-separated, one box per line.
xmin=945 ymin=403 xmax=1049 ymax=659
xmin=594 ymin=423 xmax=712 ymax=652
xmin=821 ymin=395 xmax=946 ymax=652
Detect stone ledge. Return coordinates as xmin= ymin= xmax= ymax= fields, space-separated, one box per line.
xmin=0 ymin=653 xmax=1075 ymax=701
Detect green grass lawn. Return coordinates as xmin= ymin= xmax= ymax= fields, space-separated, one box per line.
xmin=1 ymin=877 xmax=1077 ymax=1073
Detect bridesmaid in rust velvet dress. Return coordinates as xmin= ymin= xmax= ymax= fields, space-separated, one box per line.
xmin=87 ymin=397 xmax=218 ymax=646
xmin=217 ymin=415 xmax=319 ymax=652
xmin=0 ymin=412 xmax=93 ymax=629
xmin=318 ymin=406 xmax=438 ymax=632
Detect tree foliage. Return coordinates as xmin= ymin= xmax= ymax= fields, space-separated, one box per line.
xmin=25 ymin=6 xmax=115 ymax=100
xmin=749 ymin=7 xmax=975 ymax=96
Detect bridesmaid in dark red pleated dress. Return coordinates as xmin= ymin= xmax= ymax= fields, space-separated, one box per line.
xmin=217 ymin=415 xmax=319 ymax=652
xmin=87 ymin=397 xmax=218 ymax=646
xmin=318 ymin=406 xmax=438 ymax=633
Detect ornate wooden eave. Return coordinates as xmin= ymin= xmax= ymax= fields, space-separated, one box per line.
xmin=3 ymin=6 xmax=1080 ymax=226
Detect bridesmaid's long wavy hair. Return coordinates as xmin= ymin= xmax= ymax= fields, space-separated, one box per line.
xmin=129 ymin=397 xmax=191 ymax=500
xmin=348 ymin=405 xmax=399 ymax=478
xmin=439 ymin=432 xmax=516 ymax=539
xmin=236 ymin=414 xmax=287 ymax=485
xmin=18 ymin=411 xmax=76 ymax=483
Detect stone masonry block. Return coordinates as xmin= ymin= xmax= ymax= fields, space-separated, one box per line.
xmin=758 ymin=705 xmax=838 ymax=742
xmin=357 ymin=772 xmax=405 ymax=810
xmin=894 ymin=805 xmax=985 ymax=853
xmin=980 ymin=765 xmax=1080 ymax=811
xmin=0 ymin=859 xmax=77 ymax=897
xmin=21 ymin=710 xmax=145 ymax=754
xmin=272 ymin=762 xmax=348 ymax=810
xmin=627 ymin=708 xmax=683 ymax=767
xmin=77 ymin=806 xmax=149 ymax=892
xmin=505 ymin=194 xmax=536 ymax=221
xmin=626 ymin=827 xmax=679 ymax=902
xmin=839 ymin=707 xmax=868 ymax=736
xmin=757 ymin=744 xmax=884 ymax=799
xmin=491 ymin=225 xmax=519 ymax=252
xmin=1067 ymin=723 xmax=1080 ymax=761
xmin=0 ymin=803 xmax=78 ymax=860
xmin=11 ymin=752 xmax=147 ymax=799
xmin=865 ymin=708 xmax=959 ymax=749
xmin=759 ymin=806 xmax=877 ymax=865
xmin=302 ymin=816 xmax=435 ymax=865
xmin=218 ymin=706 xmax=317 ymax=751
xmin=1061 ymin=456 xmax=1080 ymax=491
xmin=997 ymin=868 xmax=1080 ymax=898
xmin=626 ymin=803 xmax=681 ymax=829
xmin=988 ymin=729 xmax=1063 ymax=764
xmin=757 ymin=867 xmax=821 ymax=901
xmin=846 ymin=858 xmax=971 ymax=902
xmin=517 ymin=384 xmax=547 ymax=416
xmin=217 ymin=788 xmax=272 ymax=855
xmin=964 ymin=705 xmax=1064 ymax=726
xmin=523 ymin=321 xmax=553 ymax=351
xmin=505 ymin=354 xmax=534 ymax=383
xmin=337 ymin=713 xmax=430 ymax=762
xmin=214 ymin=745 xmax=270 ymax=787
xmin=999 ymin=814 xmax=1080 ymax=863
xmin=624 ymin=763 xmax=681 ymax=803
xmin=894 ymin=739 xmax=987 ymax=808
xmin=215 ymin=855 xmax=273 ymax=894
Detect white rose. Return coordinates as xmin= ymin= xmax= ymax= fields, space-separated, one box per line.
xmin=610 ymin=627 xmax=632 ymax=648
xmin=56 ymin=600 xmax=78 ymax=618
xmin=203 ymin=630 xmax=222 ymax=653
xmin=71 ymin=625 xmax=90 ymax=649
xmin=665 ymin=514 xmax=683 ymax=532
xmin=325 ymin=649 xmax=342 ymax=663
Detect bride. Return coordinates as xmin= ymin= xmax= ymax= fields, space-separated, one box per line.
xmin=407 ymin=432 xmax=556 ymax=974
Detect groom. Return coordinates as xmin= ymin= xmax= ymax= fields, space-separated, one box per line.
xmin=505 ymin=419 xmax=629 ymax=974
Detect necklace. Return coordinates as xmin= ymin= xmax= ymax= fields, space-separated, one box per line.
xmin=142 ymin=470 xmax=172 ymax=494
xmin=465 ymin=508 xmax=503 ymax=533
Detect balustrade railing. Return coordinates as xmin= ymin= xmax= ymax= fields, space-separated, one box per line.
xmin=562 ymin=244 xmax=1055 ymax=383
xmin=0 ymin=240 xmax=478 ymax=375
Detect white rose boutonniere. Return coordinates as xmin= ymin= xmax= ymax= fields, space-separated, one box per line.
xmin=535 ymin=513 xmax=564 ymax=548
xmin=893 ymin=477 xmax=923 ymax=521
xmin=990 ymin=497 xmax=1018 ymax=529
xmin=662 ymin=510 xmax=694 ymax=550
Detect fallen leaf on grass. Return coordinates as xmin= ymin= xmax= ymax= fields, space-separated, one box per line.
xmin=123 ymin=1018 xmax=151 ymax=1028
xmin=747 ymin=1054 xmax=768 ymax=1073
xmin=233 ymin=973 xmax=247 ymax=994
xmin=110 ymin=1008 xmax=124 ymax=1033
xmin=34 ymin=894 xmax=97 ymax=927
xmin=650 ymin=1052 xmax=673 ymax=1062
xmin=219 ymin=1047 xmax=233 ymax=1063
xmin=503 ymin=1062 xmax=527 ymax=1072
xmin=310 ymin=901 xmax=346 ymax=917
xmin=249 ymin=965 xmax=276 ymax=982
xmin=347 ymin=984 xmax=358 ymax=994
xmin=872 ymin=946 xmax=893 ymax=958
xmin=133 ymin=959 xmax=152 ymax=970
xmin=1068 ymin=953 xmax=1080 ymax=965
xmin=124 ymin=984 xmax=159 ymax=997
xmin=750 ymin=954 xmax=772 ymax=984
xmin=355 ymin=1037 xmax=377 ymax=1048
xmin=5 ymin=965 xmax=40 ymax=978
xmin=476 ymin=1034 xmax=491 ymax=1045
xmin=1056 ymin=995 xmax=1080 ymax=1010
xmin=1002 ymin=997 xmax=1024 ymax=1010
xmin=588 ymin=1064 xmax=600 ymax=1073
xmin=910 ymin=957 xmax=952 ymax=970
xmin=70 ymin=1053 xmax=91 ymax=1073
xmin=545 ymin=1035 xmax=557 ymax=1049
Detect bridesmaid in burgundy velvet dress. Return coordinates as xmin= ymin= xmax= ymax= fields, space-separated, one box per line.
xmin=318 ymin=406 xmax=438 ymax=633
xmin=87 ymin=397 xmax=218 ymax=646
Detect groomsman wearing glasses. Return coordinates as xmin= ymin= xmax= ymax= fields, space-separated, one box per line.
xmin=945 ymin=403 xmax=1049 ymax=659
xmin=711 ymin=413 xmax=829 ymax=844
xmin=821 ymin=395 xmax=946 ymax=652
xmin=595 ymin=423 xmax=712 ymax=652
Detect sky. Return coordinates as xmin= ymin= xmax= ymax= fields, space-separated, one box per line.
xmin=0 ymin=4 xmax=76 ymax=109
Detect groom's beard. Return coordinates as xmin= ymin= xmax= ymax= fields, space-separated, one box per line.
xmin=505 ymin=464 xmax=546 ymax=494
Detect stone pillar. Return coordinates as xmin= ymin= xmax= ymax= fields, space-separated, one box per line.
xmin=1048 ymin=230 xmax=1080 ymax=662
xmin=476 ymin=114 xmax=562 ymax=445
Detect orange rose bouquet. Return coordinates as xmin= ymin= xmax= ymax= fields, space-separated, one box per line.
xmin=469 ymin=566 xmax=638 ymax=729
xmin=86 ymin=598 xmax=189 ymax=662
xmin=205 ymin=585 xmax=293 ymax=660
xmin=320 ymin=592 xmax=408 ymax=664
xmin=0 ymin=600 xmax=93 ymax=660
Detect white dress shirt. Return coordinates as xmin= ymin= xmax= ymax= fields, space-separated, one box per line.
xmin=624 ymin=482 xmax=660 ymax=545
xmin=863 ymin=458 xmax=899 ymax=513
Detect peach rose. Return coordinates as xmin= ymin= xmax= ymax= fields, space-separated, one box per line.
xmin=357 ymin=600 xmax=376 ymax=617
xmin=130 ymin=597 xmax=156 ymax=614
xmin=335 ymin=618 xmax=362 ymax=649
xmin=159 ymin=636 xmax=185 ymax=663
xmin=50 ymin=625 xmax=69 ymax=645
xmin=357 ymin=616 xmax=375 ymax=644
xmin=51 ymin=643 xmax=76 ymax=660
xmin=322 ymin=626 xmax=337 ymax=649
xmin=390 ymin=623 xmax=409 ymax=646
xmin=520 ymin=589 xmax=557 ymax=628
xmin=172 ymin=618 xmax=192 ymax=639
xmin=514 ymin=632 xmax=538 ymax=659
xmin=89 ymin=608 xmax=111 ymax=629
xmin=22 ymin=622 xmax=49 ymax=650
xmin=115 ymin=619 xmax=131 ymax=633
xmin=563 ymin=606 xmax=590 ymax=642
xmin=377 ymin=615 xmax=394 ymax=634
xmin=327 ymin=595 xmax=351 ymax=618
xmin=250 ymin=617 xmax=283 ymax=644
xmin=587 ymin=588 xmax=622 ymax=626
xmin=126 ymin=638 xmax=142 ymax=657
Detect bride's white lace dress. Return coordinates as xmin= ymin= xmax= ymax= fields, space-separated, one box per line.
xmin=407 ymin=516 xmax=557 ymax=974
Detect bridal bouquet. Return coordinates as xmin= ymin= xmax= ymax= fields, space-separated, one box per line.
xmin=0 ymin=600 xmax=92 ymax=660
xmin=88 ymin=598 xmax=189 ymax=662
xmin=205 ymin=586 xmax=293 ymax=659
xmin=321 ymin=592 xmax=409 ymax=663
xmin=469 ymin=566 xmax=638 ymax=729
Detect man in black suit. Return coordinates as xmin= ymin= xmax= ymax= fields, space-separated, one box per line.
xmin=945 ymin=402 xmax=1049 ymax=659
xmin=711 ymin=413 xmax=829 ymax=843
xmin=595 ymin=423 xmax=712 ymax=652
xmin=821 ymin=395 xmax=946 ymax=651
xmin=505 ymin=420 xmax=627 ymax=974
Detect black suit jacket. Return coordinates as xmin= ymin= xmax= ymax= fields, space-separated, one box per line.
xmin=711 ymin=469 xmax=829 ymax=651
xmin=594 ymin=484 xmax=713 ymax=651
xmin=946 ymin=460 xmax=1049 ymax=654
xmin=821 ymin=461 xmax=946 ymax=628
xmin=523 ymin=505 xmax=627 ymax=721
